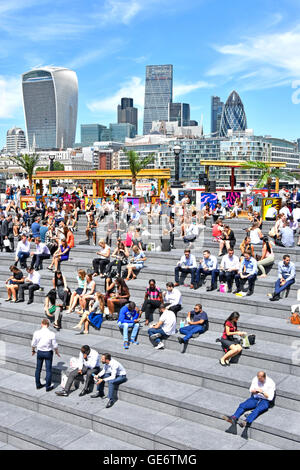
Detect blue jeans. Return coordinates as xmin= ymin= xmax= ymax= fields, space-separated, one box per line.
xmin=196 ymin=268 xmax=219 ymax=286
xmin=35 ymin=350 xmax=53 ymax=390
xmin=233 ymin=396 xmax=270 ymax=424
xmin=97 ymin=372 xmax=127 ymax=400
xmin=118 ymin=322 xmax=139 ymax=342
xmin=148 ymin=327 xmax=169 ymax=345
xmin=174 ymin=266 xmax=197 ymax=284
xmin=179 ymin=325 xmax=205 ymax=342
xmin=17 ymin=251 xmax=30 ymax=266
xmin=274 ymin=278 xmax=295 ymax=296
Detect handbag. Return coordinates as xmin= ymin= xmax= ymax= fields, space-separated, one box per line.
xmin=248 ymin=334 xmax=256 ymax=345
xmin=241 ymin=335 xmax=250 ymax=348
xmin=268 ymin=227 xmax=276 ymax=237
xmin=290 ymin=312 xmax=300 ymax=325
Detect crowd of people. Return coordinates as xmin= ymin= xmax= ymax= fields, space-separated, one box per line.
xmin=2 ymin=183 xmax=300 ymax=425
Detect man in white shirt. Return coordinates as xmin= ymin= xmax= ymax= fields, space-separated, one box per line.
xmin=279 ymin=203 xmax=291 ymax=219
xmin=223 ymin=371 xmax=276 ymax=428
xmin=265 ymin=205 xmax=278 ymax=221
xmin=219 ymin=248 xmax=240 ymax=293
xmin=31 ymin=318 xmax=60 ymax=392
xmin=163 ymin=282 xmax=182 ymax=316
xmin=16 ymin=266 xmax=40 ymax=304
xmin=91 ymin=353 xmax=127 ymax=408
xmin=292 ymin=203 xmax=300 ymax=222
xmin=56 ymin=345 xmax=100 ymax=397
xmin=15 ymin=234 xmax=31 ymax=269
xmin=196 ymin=250 xmax=219 ymax=291
xmin=147 ymin=304 xmax=177 ymax=350
xmin=174 ymin=249 xmax=197 ymax=289
xmin=30 ymin=237 xmax=51 ymax=270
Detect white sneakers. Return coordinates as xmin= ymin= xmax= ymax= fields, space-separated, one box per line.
xmin=155 ymin=342 xmax=164 ymax=350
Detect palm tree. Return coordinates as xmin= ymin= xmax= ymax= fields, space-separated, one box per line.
xmin=10 ymin=153 xmax=40 ymax=194
xmin=126 ymin=150 xmax=155 ymax=196
xmin=241 ymin=161 xmax=297 ymax=196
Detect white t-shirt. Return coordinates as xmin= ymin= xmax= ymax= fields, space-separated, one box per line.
xmin=160 ymin=310 xmax=177 ymax=336
xmin=265 ymin=207 xmax=277 ymax=219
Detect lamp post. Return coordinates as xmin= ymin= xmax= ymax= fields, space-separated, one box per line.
xmin=173 ymin=145 xmax=181 ymax=185
xmin=49 ymin=154 xmax=55 ymax=194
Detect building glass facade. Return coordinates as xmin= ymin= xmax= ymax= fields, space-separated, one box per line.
xmin=143 ymin=65 xmax=173 ymax=135
xmin=117 ymin=97 xmax=138 ymax=133
xmin=220 ymin=91 xmax=247 ymax=137
xmin=168 ymin=103 xmax=190 ymax=127
xmin=81 ymin=124 xmax=107 ymax=147
xmin=211 ymin=96 xmax=224 ymax=135
xmin=110 ymin=123 xmax=136 ymax=142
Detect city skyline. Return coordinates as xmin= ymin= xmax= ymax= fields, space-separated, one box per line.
xmin=1 ymin=1 xmax=300 ymax=147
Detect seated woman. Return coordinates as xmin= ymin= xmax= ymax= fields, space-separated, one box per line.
xmin=257 ymin=236 xmax=274 ymax=278
xmin=229 ymin=198 xmax=242 ymax=219
xmin=131 ymin=227 xmax=144 ymax=251
xmin=46 ymin=270 xmax=71 ymax=311
xmin=218 ymin=225 xmax=236 ymax=256
xmin=240 ymin=235 xmax=255 ymax=260
xmin=64 ymin=227 xmax=75 ymax=249
xmin=85 ymin=214 xmax=98 ymax=245
xmin=92 ymin=239 xmax=111 ymax=277
xmin=105 ymin=277 xmax=130 ymax=319
xmin=77 ymin=273 xmax=96 ymax=314
xmin=5 ymin=265 xmax=24 ymax=302
xmin=248 ymin=222 xmax=263 ymax=246
xmin=106 ymin=239 xmax=129 ymax=278
xmin=219 ymin=312 xmax=247 ymax=366
xmin=65 ymin=269 xmax=86 ymax=314
xmin=125 ymin=246 xmax=147 ymax=281
xmin=48 ymin=239 xmax=71 ymax=272
xmin=203 ymin=203 xmax=212 ymax=225
xmin=212 ymin=218 xmax=224 ymax=243
xmin=73 ymin=292 xmax=105 ymax=334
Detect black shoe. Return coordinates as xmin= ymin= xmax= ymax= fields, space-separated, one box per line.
xmin=91 ymin=393 xmax=105 ymax=399
xmin=36 ymin=384 xmax=45 ymax=390
xmin=16 ymin=299 xmax=24 ymax=303
xmin=27 ymin=300 xmax=33 ymax=305
xmin=177 ymin=337 xmax=184 ymax=344
xmin=227 ymin=287 xmax=232 ymax=293
xmin=46 ymin=386 xmax=54 ymax=392
xmin=206 ymin=286 xmax=216 ymax=292
xmin=79 ymin=390 xmax=88 ymax=397
xmin=246 ymin=290 xmax=253 ymax=296
xmin=106 ymin=399 xmax=115 ymax=408
xmin=55 ymin=390 xmax=68 ymax=396
xmin=181 ymin=342 xmax=188 ymax=354
xmin=270 ymin=294 xmax=280 ymax=301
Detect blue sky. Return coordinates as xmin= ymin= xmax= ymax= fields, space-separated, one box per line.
xmin=1 ymin=0 xmax=300 ymax=147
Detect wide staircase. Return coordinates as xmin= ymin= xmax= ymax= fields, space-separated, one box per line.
xmin=0 ymin=214 xmax=299 ymax=450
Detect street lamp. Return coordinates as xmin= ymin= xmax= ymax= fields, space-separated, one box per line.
xmin=173 ymin=145 xmax=181 ymax=184
xmin=49 ymin=154 xmax=55 ymax=194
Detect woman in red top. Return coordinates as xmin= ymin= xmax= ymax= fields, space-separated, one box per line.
xmin=212 ymin=219 xmax=224 ymax=242
xmin=219 ymin=312 xmax=247 ymax=366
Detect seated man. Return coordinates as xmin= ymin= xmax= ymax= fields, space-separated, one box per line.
xmin=196 ymin=250 xmax=219 ymax=291
xmin=234 ymin=250 xmax=258 ymax=296
xmin=269 ymin=255 xmax=296 ymax=301
xmin=15 ymin=234 xmax=31 ymax=269
xmin=265 ymin=204 xmax=278 ymax=221
xmin=163 ymin=282 xmax=182 ymax=317
xmin=174 ymin=249 xmax=197 ymax=289
xmin=219 ymin=248 xmax=240 ymax=293
xmin=16 ymin=266 xmax=40 ymax=305
xmin=223 ymin=371 xmax=276 ymax=429
xmin=183 ymin=221 xmax=199 ymax=245
xmin=30 ymin=237 xmax=51 ymax=270
xmin=117 ymin=302 xmax=140 ymax=349
xmin=56 ymin=345 xmax=100 ymax=397
xmin=147 ymin=304 xmax=177 ymax=350
xmin=91 ymin=353 xmax=127 ymax=408
xmin=141 ymin=279 xmax=163 ymax=326
xmin=275 ymin=221 xmax=294 ymax=248
xmin=178 ymin=304 xmax=208 ymax=353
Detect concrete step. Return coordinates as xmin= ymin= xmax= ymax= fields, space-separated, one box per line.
xmin=0 ymin=369 xmax=282 ymax=450
xmin=0 ymin=397 xmax=143 ymax=450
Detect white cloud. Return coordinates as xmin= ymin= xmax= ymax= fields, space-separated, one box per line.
xmin=66 ymin=39 xmax=124 ymax=69
xmin=174 ymin=80 xmax=214 ymax=97
xmin=0 ymin=76 xmax=23 ymax=119
xmin=208 ymin=24 xmax=300 ymax=90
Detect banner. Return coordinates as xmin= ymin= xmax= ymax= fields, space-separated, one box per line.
xmin=262 ymin=197 xmax=282 ymax=220
xmin=200 ymin=192 xmax=218 ymax=210
xmin=226 ymin=191 xmax=241 ymax=207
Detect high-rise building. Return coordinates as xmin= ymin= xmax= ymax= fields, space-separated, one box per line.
xmin=219 ymin=91 xmax=247 ymax=137
xmin=211 ymin=96 xmax=224 ymax=135
xmin=168 ymin=103 xmax=190 ymax=127
xmin=81 ymin=124 xmax=108 ymax=146
xmin=110 ymin=123 xmax=136 ymax=142
xmin=117 ymin=97 xmax=138 ymax=133
xmin=22 ymin=66 xmax=78 ymax=150
xmin=143 ymin=64 xmax=173 ymax=135
xmin=6 ymin=127 xmax=26 ymax=154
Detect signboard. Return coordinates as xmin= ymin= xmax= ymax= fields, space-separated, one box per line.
xmin=226 ymin=191 xmax=241 ymax=208
xmin=200 ymin=192 xmax=218 ymax=210
xmin=262 ymin=197 xmax=282 ymax=221
xmin=178 ymin=189 xmax=196 ymax=203
xmin=20 ymin=196 xmax=36 ymax=210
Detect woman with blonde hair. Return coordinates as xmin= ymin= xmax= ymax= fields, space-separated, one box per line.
xmin=65 ymin=269 xmax=86 ymax=314
xmin=73 ymin=292 xmax=105 ymax=334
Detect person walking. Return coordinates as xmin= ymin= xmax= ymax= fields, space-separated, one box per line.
xmin=31 ymin=318 xmax=60 ymax=392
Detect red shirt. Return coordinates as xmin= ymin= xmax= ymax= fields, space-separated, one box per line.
xmin=222 ymin=321 xmax=237 ymax=340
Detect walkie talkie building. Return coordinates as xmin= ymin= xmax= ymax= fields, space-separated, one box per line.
xmin=220 ymin=90 xmax=247 ymax=137
xmin=22 ymin=66 xmax=78 ymax=149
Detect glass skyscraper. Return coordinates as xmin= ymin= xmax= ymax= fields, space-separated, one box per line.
xmin=110 ymin=123 xmax=136 ymax=142
xmin=211 ymin=96 xmax=224 ymax=135
xmin=143 ymin=65 xmax=173 ymax=135
xmin=220 ymin=91 xmax=247 ymax=137
xmin=117 ymin=97 xmax=138 ymax=133
xmin=22 ymin=66 xmax=78 ymax=149
xmin=81 ymin=124 xmax=108 ymax=146
xmin=168 ymin=103 xmax=190 ymax=127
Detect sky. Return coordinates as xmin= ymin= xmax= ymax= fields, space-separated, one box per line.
xmin=1 ymin=0 xmax=300 ymax=147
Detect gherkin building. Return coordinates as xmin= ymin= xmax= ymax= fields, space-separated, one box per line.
xmin=220 ymin=90 xmax=247 ymax=137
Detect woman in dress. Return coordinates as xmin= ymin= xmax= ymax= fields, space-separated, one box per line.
xmin=219 ymin=312 xmax=247 ymax=366
xmin=5 ymin=265 xmax=24 ymax=302
xmin=125 ymin=246 xmax=147 ymax=281
xmin=65 ymin=269 xmax=86 ymax=314
xmin=77 ymin=273 xmax=96 ymax=314
xmin=73 ymin=292 xmax=105 ymax=334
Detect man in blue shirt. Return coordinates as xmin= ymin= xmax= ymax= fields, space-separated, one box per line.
xmin=234 ymin=251 xmax=258 ymax=296
xmin=39 ymin=220 xmax=49 ymax=243
xmin=31 ymin=217 xmax=41 ymax=239
xmin=178 ymin=304 xmax=208 ymax=353
xmin=270 ymin=255 xmax=296 ymax=301
xmin=275 ymin=222 xmax=294 ymax=248
xmin=117 ymin=302 xmax=140 ymax=349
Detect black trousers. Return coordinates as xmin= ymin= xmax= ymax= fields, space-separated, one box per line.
xmin=18 ymin=282 xmax=40 ymax=301
xmin=141 ymin=299 xmax=161 ymax=323
xmin=219 ymin=271 xmax=238 ymax=290
xmin=64 ymin=365 xmax=100 ymax=393
xmin=31 ymin=253 xmax=50 ymax=269
xmin=92 ymin=258 xmax=110 ymax=275
xmin=165 ymin=304 xmax=182 ymax=317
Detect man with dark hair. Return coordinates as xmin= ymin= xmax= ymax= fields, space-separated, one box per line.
xmin=174 ymin=249 xmax=197 ymax=289
xmin=178 ymin=304 xmax=209 ymax=353
xmin=92 ymin=353 xmax=127 ymax=408
xmin=141 ymin=279 xmax=163 ymax=326
xmin=147 ymin=304 xmax=177 ymax=350
xmin=117 ymin=302 xmax=140 ymax=349
xmin=30 ymin=237 xmax=51 ymax=270
xmin=269 ymin=255 xmax=296 ymax=301
xmin=55 ymin=345 xmax=100 ymax=397
xmin=196 ymin=250 xmax=219 ymax=291
xmin=234 ymin=250 xmax=258 ymax=296
xmin=223 ymin=371 xmax=276 ymax=429
xmin=16 ymin=266 xmax=40 ymax=304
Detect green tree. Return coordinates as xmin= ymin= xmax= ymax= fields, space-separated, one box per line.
xmin=126 ymin=150 xmax=155 ymax=196
xmin=241 ymin=161 xmax=297 ymax=196
xmin=10 ymin=153 xmax=40 ymax=194
xmin=36 ymin=161 xmax=65 ymax=172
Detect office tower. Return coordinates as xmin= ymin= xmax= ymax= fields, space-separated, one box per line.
xmin=81 ymin=124 xmax=108 ymax=146
xmin=22 ymin=66 xmax=78 ymax=149
xmin=6 ymin=127 xmax=26 ymax=154
xmin=168 ymin=103 xmax=190 ymax=127
xmin=143 ymin=64 xmax=173 ymax=135
xmin=220 ymin=91 xmax=247 ymax=137
xmin=117 ymin=97 xmax=138 ymax=133
xmin=110 ymin=123 xmax=136 ymax=142
xmin=211 ymin=96 xmax=224 ymax=135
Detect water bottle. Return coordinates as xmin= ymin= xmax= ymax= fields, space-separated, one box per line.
xmin=180 ymin=320 xmax=185 ymax=329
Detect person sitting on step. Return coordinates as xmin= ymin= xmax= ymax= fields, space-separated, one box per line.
xmin=269 ymin=255 xmax=296 ymax=301
xmin=174 ymin=248 xmax=197 ymax=289
xmin=234 ymin=250 xmax=258 ymax=296
xmin=195 ymin=250 xmax=219 ymax=291
xmin=147 ymin=303 xmax=177 ymax=350
xmin=117 ymin=302 xmax=141 ymax=349
xmin=178 ymin=304 xmax=209 ymax=353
